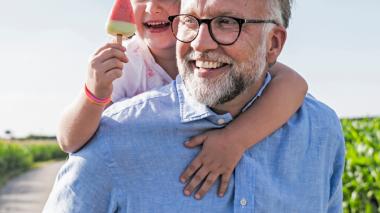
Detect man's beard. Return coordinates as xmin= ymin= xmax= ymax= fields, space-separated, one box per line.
xmin=177 ymin=41 xmax=267 ymax=107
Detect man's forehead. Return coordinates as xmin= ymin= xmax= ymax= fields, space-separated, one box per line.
xmin=181 ymin=0 xmax=266 ymax=17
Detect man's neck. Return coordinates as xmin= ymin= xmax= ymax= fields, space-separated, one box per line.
xmin=150 ymin=47 xmax=178 ymax=80
xmin=211 ymin=73 xmax=267 ymax=117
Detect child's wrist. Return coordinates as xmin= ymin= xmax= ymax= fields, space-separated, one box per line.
xmin=223 ymin=125 xmax=251 ymax=150
xmin=84 ymin=84 xmax=112 ymax=106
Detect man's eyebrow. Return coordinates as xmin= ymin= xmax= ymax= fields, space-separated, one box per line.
xmin=217 ymin=11 xmax=242 ymax=17
xmin=182 ymin=10 xmax=243 ymax=18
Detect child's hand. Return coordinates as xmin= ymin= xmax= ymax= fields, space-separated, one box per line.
xmin=86 ymin=43 xmax=128 ymax=99
xmin=180 ymin=129 xmax=246 ymax=200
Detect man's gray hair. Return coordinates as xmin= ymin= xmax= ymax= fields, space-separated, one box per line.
xmin=267 ymin=0 xmax=293 ymax=28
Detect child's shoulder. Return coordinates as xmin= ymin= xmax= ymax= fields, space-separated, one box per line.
xmin=121 ymin=36 xmax=149 ymax=71
xmin=124 ymin=36 xmax=147 ymax=57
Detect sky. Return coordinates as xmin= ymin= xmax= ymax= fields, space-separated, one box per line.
xmin=0 ymin=0 xmax=379 ymax=137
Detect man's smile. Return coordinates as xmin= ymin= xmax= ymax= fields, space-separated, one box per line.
xmin=195 ymin=60 xmax=226 ymax=69
xmin=191 ymin=59 xmax=231 ymax=78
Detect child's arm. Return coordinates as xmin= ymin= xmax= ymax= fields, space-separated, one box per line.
xmin=57 ymin=43 xmax=127 ymax=153
xmin=180 ymin=62 xmax=308 ymax=199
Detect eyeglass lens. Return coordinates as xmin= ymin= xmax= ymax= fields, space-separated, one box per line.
xmin=171 ymin=15 xmax=241 ymax=45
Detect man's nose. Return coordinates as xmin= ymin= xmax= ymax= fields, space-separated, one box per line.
xmin=146 ymin=1 xmax=162 ymax=14
xmin=190 ymin=24 xmax=218 ymax=52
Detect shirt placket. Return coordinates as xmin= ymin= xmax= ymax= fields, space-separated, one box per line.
xmin=234 ymin=154 xmax=255 ymax=213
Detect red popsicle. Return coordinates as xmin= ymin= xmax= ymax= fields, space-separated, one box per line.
xmin=106 ymin=0 xmax=136 ymax=44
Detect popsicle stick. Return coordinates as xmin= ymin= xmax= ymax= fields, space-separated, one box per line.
xmin=116 ymin=34 xmax=123 ymax=45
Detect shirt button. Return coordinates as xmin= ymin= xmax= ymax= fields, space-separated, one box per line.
xmin=217 ymin=119 xmax=225 ymax=125
xmin=240 ymin=198 xmax=248 ymax=206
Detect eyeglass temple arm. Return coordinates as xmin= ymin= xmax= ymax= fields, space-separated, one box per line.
xmin=245 ymin=19 xmax=279 ymax=26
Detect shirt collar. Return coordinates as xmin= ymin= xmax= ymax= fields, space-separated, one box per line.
xmin=176 ymin=72 xmax=272 ymax=124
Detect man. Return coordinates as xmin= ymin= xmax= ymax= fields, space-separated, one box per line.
xmin=44 ymin=0 xmax=345 ymax=212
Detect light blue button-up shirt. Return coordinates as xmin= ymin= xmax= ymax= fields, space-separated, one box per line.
xmin=44 ymin=74 xmax=345 ymax=213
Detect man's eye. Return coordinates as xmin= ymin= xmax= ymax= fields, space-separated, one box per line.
xmin=216 ymin=17 xmax=236 ymax=26
xmin=180 ymin=17 xmax=197 ymax=28
xmin=214 ymin=17 xmax=239 ymax=31
xmin=183 ymin=17 xmax=195 ymax=24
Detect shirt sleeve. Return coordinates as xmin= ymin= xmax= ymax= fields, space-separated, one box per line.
xmin=327 ymin=121 xmax=346 ymax=213
xmin=43 ymin=139 xmax=118 ymax=213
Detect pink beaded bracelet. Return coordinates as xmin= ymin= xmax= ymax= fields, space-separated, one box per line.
xmin=84 ymin=84 xmax=111 ymax=106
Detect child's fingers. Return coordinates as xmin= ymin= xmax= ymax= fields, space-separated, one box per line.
xmin=94 ymin=43 xmax=126 ymax=56
xmin=101 ymin=58 xmax=124 ymax=73
xmin=194 ymin=172 xmax=219 ymax=200
xmin=183 ymin=167 xmax=209 ymax=197
xmin=180 ymin=157 xmax=202 ymax=183
xmin=105 ymin=69 xmax=123 ymax=83
xmin=185 ymin=134 xmax=208 ymax=148
xmin=218 ymin=172 xmax=232 ymax=197
xmin=98 ymin=48 xmax=128 ymax=64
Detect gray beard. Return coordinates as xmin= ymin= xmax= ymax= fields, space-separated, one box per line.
xmin=178 ymin=43 xmax=267 ymax=107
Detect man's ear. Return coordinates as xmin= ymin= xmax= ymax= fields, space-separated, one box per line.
xmin=267 ymin=26 xmax=287 ymax=66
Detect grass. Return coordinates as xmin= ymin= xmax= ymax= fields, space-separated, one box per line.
xmin=0 ymin=140 xmax=67 ymax=188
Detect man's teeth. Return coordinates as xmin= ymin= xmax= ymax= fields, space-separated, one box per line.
xmin=195 ymin=61 xmax=224 ymax=69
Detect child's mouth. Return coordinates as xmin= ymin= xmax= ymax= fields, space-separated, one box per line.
xmin=144 ymin=21 xmax=170 ymax=30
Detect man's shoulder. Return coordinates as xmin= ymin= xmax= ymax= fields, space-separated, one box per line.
xmin=105 ymin=81 xmax=177 ymax=119
xmin=301 ymin=94 xmax=341 ymax=127
xmin=285 ymin=93 xmax=344 ymax=148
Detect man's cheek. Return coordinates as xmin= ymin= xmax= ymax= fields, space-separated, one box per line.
xmin=177 ymin=44 xmax=190 ymax=65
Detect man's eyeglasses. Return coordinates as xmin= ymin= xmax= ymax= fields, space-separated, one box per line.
xmin=168 ymin=14 xmax=279 ymax=46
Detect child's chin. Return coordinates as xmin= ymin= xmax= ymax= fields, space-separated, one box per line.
xmin=148 ymin=39 xmax=176 ymax=49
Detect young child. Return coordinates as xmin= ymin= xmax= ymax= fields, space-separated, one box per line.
xmin=58 ymin=0 xmax=308 ymax=200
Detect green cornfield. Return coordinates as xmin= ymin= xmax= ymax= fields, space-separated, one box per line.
xmin=342 ymin=117 xmax=380 ymax=213
xmin=0 ymin=140 xmax=67 ymax=186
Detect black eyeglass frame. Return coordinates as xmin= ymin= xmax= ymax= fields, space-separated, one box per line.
xmin=168 ymin=14 xmax=279 ymax=45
